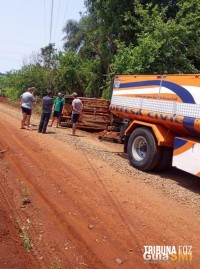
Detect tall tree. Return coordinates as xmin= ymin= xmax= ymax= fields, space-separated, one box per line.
xmin=40 ymin=43 xmax=57 ymax=68
xmin=62 ymin=19 xmax=83 ymax=51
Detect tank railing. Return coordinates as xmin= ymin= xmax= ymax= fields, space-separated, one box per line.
xmin=111 ymin=95 xmax=200 ymax=119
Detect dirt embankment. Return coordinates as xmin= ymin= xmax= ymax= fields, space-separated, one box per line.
xmin=0 ymin=101 xmax=200 ymax=269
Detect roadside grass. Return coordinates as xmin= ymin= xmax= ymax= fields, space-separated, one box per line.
xmin=50 ymin=264 xmax=62 ymax=268
xmin=0 ymin=160 xmax=9 ymax=167
xmin=19 ymin=226 xmax=32 ymax=252
xmin=21 ymin=185 xmax=31 ymax=205
xmin=15 ymin=219 xmax=32 ymax=252
xmin=50 ymin=257 xmax=62 ymax=269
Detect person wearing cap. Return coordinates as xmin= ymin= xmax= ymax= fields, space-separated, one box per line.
xmin=49 ymin=92 xmax=65 ymax=128
xmin=20 ymin=87 xmax=37 ymax=130
xmin=71 ymin=92 xmax=83 ymax=136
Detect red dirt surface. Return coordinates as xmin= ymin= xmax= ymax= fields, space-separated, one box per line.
xmin=0 ymin=101 xmax=200 ymax=269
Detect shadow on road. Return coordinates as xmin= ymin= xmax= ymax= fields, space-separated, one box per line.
xmin=115 ymin=151 xmax=200 ymax=195
xmin=158 ymin=167 xmax=200 ymax=194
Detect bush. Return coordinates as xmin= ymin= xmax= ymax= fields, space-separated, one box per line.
xmin=0 ymin=88 xmax=6 ymax=97
xmin=5 ymin=87 xmax=20 ymax=100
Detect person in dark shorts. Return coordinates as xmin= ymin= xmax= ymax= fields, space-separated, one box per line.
xmin=71 ymin=92 xmax=83 ymax=136
xmin=38 ymin=90 xmax=53 ymax=134
xmin=20 ymin=87 xmax=37 ymax=129
xmin=49 ymin=93 xmax=65 ymax=127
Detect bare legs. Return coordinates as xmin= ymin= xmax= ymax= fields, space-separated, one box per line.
xmin=72 ymin=123 xmax=77 ymax=136
xmin=49 ymin=117 xmax=59 ymax=127
xmin=21 ymin=113 xmax=27 ymax=129
xmin=21 ymin=113 xmax=32 ymax=130
xmin=26 ymin=115 xmax=31 ymax=129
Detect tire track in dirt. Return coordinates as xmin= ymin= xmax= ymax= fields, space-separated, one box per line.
xmin=0 ymin=146 xmax=42 ymax=268
xmin=0 ymin=140 xmax=54 ymax=268
xmin=0 ymin=116 xmax=129 ymax=268
xmin=0 ymin=124 xmax=101 ymax=268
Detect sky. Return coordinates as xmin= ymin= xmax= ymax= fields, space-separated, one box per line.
xmin=0 ymin=0 xmax=85 ymax=73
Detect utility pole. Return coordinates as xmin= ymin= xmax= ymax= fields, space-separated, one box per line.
xmin=48 ymin=0 xmax=54 ymax=69
xmin=49 ymin=0 xmax=54 ymax=44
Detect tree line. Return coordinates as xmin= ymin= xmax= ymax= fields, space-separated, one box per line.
xmin=0 ymin=0 xmax=199 ymax=100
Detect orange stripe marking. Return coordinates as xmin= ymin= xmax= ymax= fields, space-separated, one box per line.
xmin=173 ymin=141 xmax=194 ymax=156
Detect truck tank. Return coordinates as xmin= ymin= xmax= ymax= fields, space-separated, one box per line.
xmin=109 ymin=74 xmax=200 ymax=176
xmin=110 ymin=74 xmax=200 ymax=138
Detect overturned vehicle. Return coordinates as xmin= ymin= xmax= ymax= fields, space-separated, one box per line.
xmin=60 ymin=96 xmax=111 ymax=131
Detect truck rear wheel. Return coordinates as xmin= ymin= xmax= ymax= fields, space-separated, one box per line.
xmin=154 ymin=147 xmax=172 ymax=171
xmin=127 ymin=127 xmax=162 ymax=171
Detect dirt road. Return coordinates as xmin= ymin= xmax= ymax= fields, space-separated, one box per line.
xmin=0 ymin=101 xmax=200 ymax=269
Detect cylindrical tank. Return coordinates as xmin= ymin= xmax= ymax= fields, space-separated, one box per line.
xmin=110 ymin=74 xmax=200 ymax=138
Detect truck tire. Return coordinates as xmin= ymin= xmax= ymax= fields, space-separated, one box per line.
xmin=127 ymin=127 xmax=162 ymax=171
xmin=154 ymin=147 xmax=172 ymax=171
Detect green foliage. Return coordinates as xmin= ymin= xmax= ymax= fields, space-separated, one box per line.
xmin=111 ymin=0 xmax=199 ymax=75
xmin=62 ymin=19 xmax=83 ymax=51
xmin=5 ymin=87 xmax=19 ymax=100
xmin=20 ymin=227 xmax=31 ymax=252
xmin=0 ymin=76 xmax=6 ymax=96
xmin=55 ymin=51 xmax=104 ymax=97
xmin=1 ymin=0 xmax=200 ymax=100
xmin=55 ymin=51 xmax=83 ymax=94
xmin=40 ymin=43 xmax=57 ymax=68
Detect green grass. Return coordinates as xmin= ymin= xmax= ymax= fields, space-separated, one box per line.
xmin=19 ymin=227 xmax=31 ymax=252
xmin=21 ymin=186 xmax=31 ymax=205
xmin=0 ymin=161 xmax=9 ymax=167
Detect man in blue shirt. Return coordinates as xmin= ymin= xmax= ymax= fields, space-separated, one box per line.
xmin=38 ymin=90 xmax=53 ymax=133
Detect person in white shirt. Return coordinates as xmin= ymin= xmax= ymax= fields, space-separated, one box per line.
xmin=71 ymin=92 xmax=83 ymax=136
xmin=20 ymin=87 xmax=37 ymax=129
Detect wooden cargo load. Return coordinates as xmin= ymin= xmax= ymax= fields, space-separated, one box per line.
xmin=60 ymin=96 xmax=111 ymax=131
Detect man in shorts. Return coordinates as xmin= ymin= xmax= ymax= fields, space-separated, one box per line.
xmin=71 ymin=92 xmax=83 ymax=136
xmin=20 ymin=87 xmax=37 ymax=129
xmin=49 ymin=93 xmax=65 ymax=127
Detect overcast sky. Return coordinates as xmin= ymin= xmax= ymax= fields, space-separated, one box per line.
xmin=0 ymin=0 xmax=85 ymax=73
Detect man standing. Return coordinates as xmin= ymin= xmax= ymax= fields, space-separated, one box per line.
xmin=71 ymin=92 xmax=83 ymax=136
xmin=49 ymin=93 xmax=65 ymax=127
xmin=38 ymin=90 xmax=53 ymax=134
xmin=20 ymin=87 xmax=37 ymax=129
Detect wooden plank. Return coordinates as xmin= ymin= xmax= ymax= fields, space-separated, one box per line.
xmin=60 ymin=97 xmax=111 ymax=130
